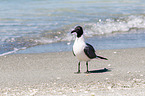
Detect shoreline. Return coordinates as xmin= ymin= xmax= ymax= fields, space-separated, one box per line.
xmin=15 ymin=31 xmax=145 ymax=54
xmin=0 ymin=48 xmax=144 ymax=95
xmin=0 ymin=30 xmax=145 ymax=56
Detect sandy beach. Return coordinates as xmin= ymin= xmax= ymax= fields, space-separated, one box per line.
xmin=0 ymin=48 xmax=144 ymax=95
xmin=0 ymin=0 xmax=145 ymax=95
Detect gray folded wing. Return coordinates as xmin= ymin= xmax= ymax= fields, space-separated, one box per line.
xmin=84 ymin=43 xmax=97 ymax=59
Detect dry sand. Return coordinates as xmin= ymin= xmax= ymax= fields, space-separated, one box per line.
xmin=0 ymin=48 xmax=144 ymax=96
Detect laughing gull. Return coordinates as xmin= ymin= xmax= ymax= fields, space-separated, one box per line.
xmin=71 ymin=26 xmax=108 ymax=73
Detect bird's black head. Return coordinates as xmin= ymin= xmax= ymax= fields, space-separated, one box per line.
xmin=71 ymin=26 xmax=83 ymax=38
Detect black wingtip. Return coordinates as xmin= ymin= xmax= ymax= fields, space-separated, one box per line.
xmin=97 ymin=56 xmax=108 ymax=60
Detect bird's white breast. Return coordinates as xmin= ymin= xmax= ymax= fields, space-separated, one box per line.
xmin=73 ymin=36 xmax=90 ymax=61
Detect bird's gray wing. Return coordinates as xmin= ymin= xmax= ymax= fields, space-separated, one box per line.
xmin=84 ymin=43 xmax=97 ymax=59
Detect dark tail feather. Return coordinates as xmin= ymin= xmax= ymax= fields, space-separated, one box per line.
xmin=97 ymin=56 xmax=108 ymax=60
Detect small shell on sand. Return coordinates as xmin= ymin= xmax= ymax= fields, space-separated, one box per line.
xmin=140 ymin=74 xmax=143 ymax=77
xmin=108 ymin=64 xmax=111 ymax=66
xmin=91 ymin=92 xmax=95 ymax=96
xmin=107 ymin=86 xmax=112 ymax=89
xmin=84 ymin=91 xmax=88 ymax=93
xmin=57 ymin=77 xmax=61 ymax=80
xmin=127 ymin=71 xmax=131 ymax=74
xmin=106 ymin=78 xmax=109 ymax=80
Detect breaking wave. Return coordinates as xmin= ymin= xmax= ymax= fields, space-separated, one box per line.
xmin=0 ymin=15 xmax=145 ymax=55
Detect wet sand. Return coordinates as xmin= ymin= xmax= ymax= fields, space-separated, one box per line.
xmin=0 ymin=48 xmax=144 ymax=95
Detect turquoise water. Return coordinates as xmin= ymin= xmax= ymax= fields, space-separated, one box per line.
xmin=0 ymin=0 xmax=145 ymax=55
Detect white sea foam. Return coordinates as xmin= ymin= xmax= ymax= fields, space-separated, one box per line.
xmin=84 ymin=15 xmax=145 ymax=37
xmin=0 ymin=0 xmax=145 ymax=54
xmin=0 ymin=47 xmax=26 ymax=56
xmin=60 ymin=15 xmax=145 ymax=43
xmin=0 ymin=15 xmax=145 ymax=55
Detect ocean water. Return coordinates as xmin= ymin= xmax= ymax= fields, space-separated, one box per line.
xmin=0 ymin=0 xmax=145 ymax=55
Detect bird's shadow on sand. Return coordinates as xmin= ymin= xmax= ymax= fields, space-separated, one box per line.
xmin=88 ymin=68 xmax=111 ymax=74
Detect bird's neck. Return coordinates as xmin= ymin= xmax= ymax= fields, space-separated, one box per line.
xmin=75 ymin=35 xmax=85 ymax=43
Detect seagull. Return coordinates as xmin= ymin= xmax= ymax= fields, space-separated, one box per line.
xmin=71 ymin=26 xmax=108 ymax=73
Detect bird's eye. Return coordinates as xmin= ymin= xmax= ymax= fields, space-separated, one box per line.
xmin=76 ymin=29 xmax=80 ymax=31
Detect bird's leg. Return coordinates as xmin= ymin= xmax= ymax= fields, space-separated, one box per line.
xmin=77 ymin=62 xmax=81 ymax=73
xmin=74 ymin=62 xmax=81 ymax=74
xmin=85 ymin=61 xmax=90 ymax=73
